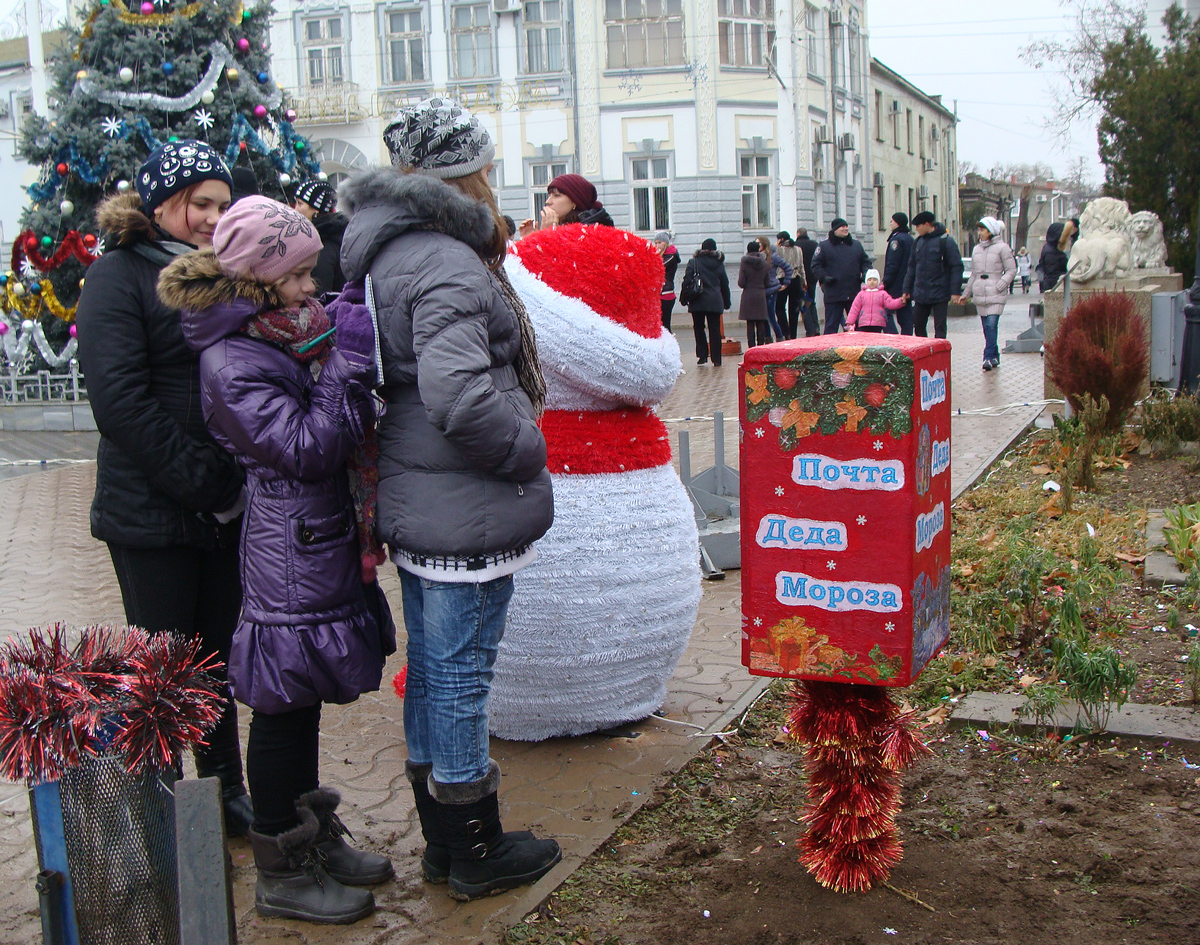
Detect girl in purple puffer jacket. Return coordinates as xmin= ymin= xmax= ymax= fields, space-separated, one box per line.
xmin=845 ymin=268 xmax=907 ymax=333
xmin=159 ymin=196 xmax=396 ymax=926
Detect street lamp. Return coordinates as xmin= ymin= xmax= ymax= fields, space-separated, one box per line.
xmin=1179 ymin=189 xmax=1200 ymax=393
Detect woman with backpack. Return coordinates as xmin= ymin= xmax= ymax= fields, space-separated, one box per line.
xmin=680 ymin=238 xmax=731 ymax=366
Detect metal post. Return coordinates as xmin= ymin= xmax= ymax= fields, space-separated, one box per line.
xmin=712 ymin=411 xmax=725 ymax=495
xmin=678 ymin=430 xmax=691 ymax=485
xmin=1179 ymin=190 xmax=1200 ymax=393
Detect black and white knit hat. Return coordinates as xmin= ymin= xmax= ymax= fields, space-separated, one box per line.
xmin=136 ymin=140 xmax=233 ymax=216
xmin=383 ymin=97 xmax=495 ymax=178
xmin=292 ymin=179 xmax=336 ymax=214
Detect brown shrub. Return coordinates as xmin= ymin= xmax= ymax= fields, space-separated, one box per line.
xmin=1045 ymin=291 xmax=1148 ymax=430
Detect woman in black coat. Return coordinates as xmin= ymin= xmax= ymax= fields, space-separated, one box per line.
xmin=681 ymin=238 xmax=731 ymax=365
xmin=738 ymin=242 xmax=771 ymax=348
xmin=74 ymin=142 xmax=252 ymax=836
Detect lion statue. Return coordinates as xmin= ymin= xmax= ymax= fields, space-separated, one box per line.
xmin=1067 ymin=197 xmax=1133 ymax=283
xmin=1125 ymin=210 xmax=1168 ymax=269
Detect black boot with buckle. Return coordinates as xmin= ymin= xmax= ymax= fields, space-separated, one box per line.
xmin=295 ymin=787 xmax=394 ymax=886
xmin=432 ymin=760 xmax=561 ymax=901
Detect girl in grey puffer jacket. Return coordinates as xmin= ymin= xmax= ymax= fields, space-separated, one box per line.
xmin=962 ymin=216 xmax=1017 ymax=371
xmin=339 ymin=97 xmax=561 ymax=904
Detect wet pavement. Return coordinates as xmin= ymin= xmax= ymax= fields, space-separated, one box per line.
xmin=0 ymin=297 xmax=1049 ymax=943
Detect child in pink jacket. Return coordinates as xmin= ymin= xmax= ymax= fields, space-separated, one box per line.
xmin=845 ymin=269 xmax=906 ymax=333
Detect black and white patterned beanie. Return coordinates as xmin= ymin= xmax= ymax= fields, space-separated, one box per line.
xmin=136 ymin=140 xmax=233 ymax=217
xmin=383 ymin=97 xmax=495 ymax=179
xmin=292 ymin=179 xmax=337 ymax=214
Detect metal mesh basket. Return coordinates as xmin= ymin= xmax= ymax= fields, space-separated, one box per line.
xmin=32 ymin=756 xmax=179 ymax=945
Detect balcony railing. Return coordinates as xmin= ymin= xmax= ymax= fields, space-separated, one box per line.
xmin=293 ymin=81 xmax=369 ymax=125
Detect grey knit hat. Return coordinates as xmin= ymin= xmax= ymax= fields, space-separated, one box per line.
xmin=383 ymin=97 xmax=495 ymax=178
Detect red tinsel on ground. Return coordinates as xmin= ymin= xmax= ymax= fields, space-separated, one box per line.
xmin=0 ymin=624 xmax=224 ymax=784
xmin=12 ymin=230 xmax=100 ymax=274
xmin=789 ymin=680 xmax=931 ymax=893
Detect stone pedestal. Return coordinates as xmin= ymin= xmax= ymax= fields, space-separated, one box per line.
xmin=1043 ymin=272 xmax=1182 ymax=400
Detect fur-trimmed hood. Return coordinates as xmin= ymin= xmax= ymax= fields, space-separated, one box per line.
xmin=95 ymin=192 xmax=158 ymax=247
xmin=158 ymin=248 xmax=284 ymax=351
xmin=337 ymin=166 xmax=496 ymax=281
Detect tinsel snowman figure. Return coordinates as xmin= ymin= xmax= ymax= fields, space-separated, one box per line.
xmin=490 ymin=223 xmax=701 ymax=740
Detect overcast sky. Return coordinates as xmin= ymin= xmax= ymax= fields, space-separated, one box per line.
xmin=868 ymin=0 xmax=1105 ymax=184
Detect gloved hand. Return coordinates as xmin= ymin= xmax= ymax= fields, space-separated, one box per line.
xmin=335 ymin=302 xmax=377 ymax=368
xmin=324 ymin=280 xmax=366 ymax=326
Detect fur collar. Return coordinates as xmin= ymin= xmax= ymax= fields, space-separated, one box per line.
xmin=96 ymin=193 xmax=157 ymax=247
xmin=157 ymin=247 xmax=284 ymax=313
xmin=338 ymin=166 xmax=495 ymax=256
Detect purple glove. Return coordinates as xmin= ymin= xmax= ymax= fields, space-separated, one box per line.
xmin=323 ymin=280 xmax=366 ymax=326
xmin=334 ymin=302 xmax=376 ymax=368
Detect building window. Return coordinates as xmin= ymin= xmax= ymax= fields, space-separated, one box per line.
xmin=718 ymin=0 xmax=775 ymax=68
xmin=302 ymin=15 xmax=346 ymax=87
xmin=908 ymin=187 xmax=914 ymax=219
xmin=804 ymin=4 xmax=825 ymax=78
xmin=605 ymin=0 xmax=685 ymax=69
xmin=874 ymin=90 xmax=883 ymax=141
xmin=919 ymin=115 xmax=926 ymax=159
xmin=384 ymin=7 xmax=425 ymax=84
xmin=932 ymin=195 xmax=938 ymax=220
xmin=740 ymin=153 xmax=773 ymax=229
xmin=894 ymin=184 xmax=901 ymax=217
xmin=847 ymin=26 xmax=861 ymax=95
xmin=906 ymin=108 xmax=913 ymax=154
xmin=529 ymin=159 xmax=568 ymax=219
xmin=631 ymin=155 xmax=670 ymax=232
xmin=876 ymin=185 xmax=885 ymax=230
xmin=451 ymin=2 xmax=494 ymax=79
xmin=892 ymin=100 xmax=900 ymax=148
xmin=523 ymin=1 xmax=563 ymax=73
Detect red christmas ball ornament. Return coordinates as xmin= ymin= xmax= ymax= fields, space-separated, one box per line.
xmin=239 ymin=141 xmax=247 ymax=151
xmin=864 ymin=382 xmax=889 ymax=409
xmin=82 ymin=233 xmax=97 ymax=248
xmin=773 ymin=367 xmax=799 ymax=390
xmin=24 ymin=235 xmax=37 ymax=251
xmin=56 ymin=162 xmax=69 ymax=176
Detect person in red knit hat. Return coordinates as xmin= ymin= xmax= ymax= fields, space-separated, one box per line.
xmin=518 ymin=172 xmax=615 ymax=237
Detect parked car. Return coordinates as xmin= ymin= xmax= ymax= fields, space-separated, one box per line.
xmin=960 ymin=257 xmax=972 ymax=293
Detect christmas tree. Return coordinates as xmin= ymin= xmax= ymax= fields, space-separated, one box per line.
xmin=0 ymin=0 xmax=321 ymax=376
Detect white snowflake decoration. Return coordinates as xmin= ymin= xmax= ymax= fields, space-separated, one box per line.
xmin=102 ymin=116 xmax=122 ymax=138
xmin=20 ymin=260 xmax=37 ymax=279
xmin=826 ymin=560 xmax=836 ymax=571
xmin=873 ymin=440 xmax=884 ymax=451
xmin=92 ymin=237 xmax=106 ymax=256
xmin=856 ymin=515 xmax=866 ymax=525
xmin=884 ymin=622 xmax=895 ymax=632
xmin=192 ymin=108 xmax=215 ymax=130
xmin=754 ymin=427 xmax=765 ymax=438
xmin=774 ymin=486 xmax=785 ymax=496
xmin=752 ymin=617 xmax=763 ymax=627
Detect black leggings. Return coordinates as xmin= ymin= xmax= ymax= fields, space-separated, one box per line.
xmin=247 ymin=703 xmax=323 ymax=835
xmin=661 ymin=298 xmax=675 ymax=332
xmin=691 ymin=310 xmax=722 ymax=364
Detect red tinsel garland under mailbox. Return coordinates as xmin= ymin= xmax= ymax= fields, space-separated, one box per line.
xmin=739 ymin=334 xmax=951 ymax=892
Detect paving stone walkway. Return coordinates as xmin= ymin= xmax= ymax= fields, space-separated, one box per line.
xmin=0 ymin=298 xmax=1050 ymax=944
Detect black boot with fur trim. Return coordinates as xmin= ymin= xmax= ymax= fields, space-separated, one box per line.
xmin=405 ymin=761 xmax=534 ymax=883
xmin=248 ymin=809 xmax=375 ymax=924
xmin=432 ymin=760 xmax=561 ymax=901
xmin=296 ymin=787 xmax=394 ymax=886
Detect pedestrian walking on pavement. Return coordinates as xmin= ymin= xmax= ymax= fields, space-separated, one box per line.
xmin=845 ymin=268 xmax=906 ymax=334
xmin=961 ymin=216 xmax=1018 ymax=371
xmin=161 ymin=196 xmax=396 ymax=925
xmin=810 ymin=218 xmax=872 ymax=334
xmin=518 ymin=171 xmax=613 ymax=237
xmin=757 ymin=235 xmax=794 ymax=342
xmin=794 ymin=228 xmax=820 ymax=336
xmin=882 ymin=212 xmax=915 ymax=334
xmin=680 ymin=238 xmax=731 ymax=365
xmin=655 ymin=230 xmax=681 ymax=332
xmin=340 ymin=97 xmax=562 ymax=902
xmin=74 ymin=141 xmax=253 ymax=841
xmin=291 ymin=178 xmax=348 ymax=299
xmin=774 ymin=232 xmax=806 ymax=339
xmin=1016 ymin=246 xmax=1031 ymax=293
xmin=738 ymin=240 xmax=772 ymax=347
xmin=902 ymin=210 xmax=963 ymax=339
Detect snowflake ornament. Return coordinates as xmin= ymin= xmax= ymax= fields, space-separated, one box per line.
xmin=873 ymin=440 xmax=884 ymax=451
xmin=754 ymin=427 xmax=765 ymax=437
xmin=20 ymin=260 xmax=37 ymax=278
xmin=774 ymin=486 xmax=785 ymax=496
xmin=885 ymin=622 xmax=895 ymax=632
xmin=93 ymin=237 xmax=106 ymax=255
xmin=826 ymin=560 xmax=836 ymax=571
xmin=752 ymin=617 xmax=763 ymax=627
xmin=856 ymin=515 xmax=866 ymax=525
xmin=102 ymin=116 xmax=122 ymax=138
xmin=192 ymin=108 xmax=215 ymax=130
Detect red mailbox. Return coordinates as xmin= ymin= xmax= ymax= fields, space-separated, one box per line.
xmin=739 ymin=335 xmax=952 ymax=687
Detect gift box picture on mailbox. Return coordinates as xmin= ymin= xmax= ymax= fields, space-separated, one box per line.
xmin=740 ymin=335 xmax=952 ymax=687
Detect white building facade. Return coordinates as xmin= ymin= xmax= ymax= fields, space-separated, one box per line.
xmin=269 ymin=0 xmax=881 ymax=262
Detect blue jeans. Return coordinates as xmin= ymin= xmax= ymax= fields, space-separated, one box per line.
xmin=399 ymin=570 xmax=513 ymax=785
xmin=981 ymin=313 xmax=1000 ymax=363
xmin=765 ymin=289 xmax=784 ymax=340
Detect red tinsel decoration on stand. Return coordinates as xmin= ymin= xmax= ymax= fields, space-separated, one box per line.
xmin=12 ymin=230 xmax=101 ymax=274
xmin=0 ymin=624 xmax=224 ymax=784
xmin=789 ymin=680 xmax=931 ymax=893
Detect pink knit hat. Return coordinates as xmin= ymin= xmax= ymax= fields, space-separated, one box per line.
xmin=211 ymin=196 xmax=324 ymax=284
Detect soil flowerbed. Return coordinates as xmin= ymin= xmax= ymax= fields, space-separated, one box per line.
xmin=503 ymin=432 xmax=1200 ymax=945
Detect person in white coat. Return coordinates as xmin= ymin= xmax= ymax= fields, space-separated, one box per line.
xmin=962 ymin=216 xmax=1017 ymax=371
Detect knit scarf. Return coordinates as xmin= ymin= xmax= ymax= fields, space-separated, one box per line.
xmin=493 ymin=263 xmax=547 ymax=418
xmin=241 ymin=299 xmax=385 ymax=581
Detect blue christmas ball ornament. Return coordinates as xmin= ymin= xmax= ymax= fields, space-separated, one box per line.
xmin=162 ymin=62 xmax=175 ymax=76
xmin=256 ymin=71 xmax=269 ymax=84
xmin=30 ymin=281 xmax=42 ymax=294
xmin=0 ymin=274 xmax=9 ymax=285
